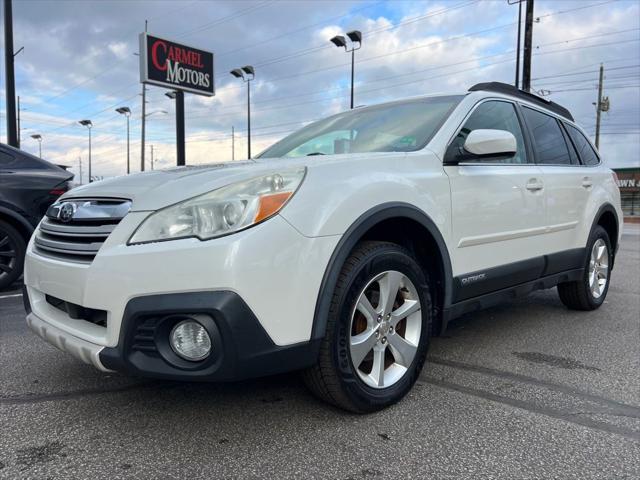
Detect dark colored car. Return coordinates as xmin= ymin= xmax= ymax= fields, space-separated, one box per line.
xmin=0 ymin=143 xmax=73 ymax=289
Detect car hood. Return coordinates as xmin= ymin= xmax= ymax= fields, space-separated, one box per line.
xmin=60 ymin=158 xmax=311 ymax=211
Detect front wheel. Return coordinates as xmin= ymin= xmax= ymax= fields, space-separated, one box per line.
xmin=557 ymin=225 xmax=612 ymax=310
xmin=303 ymin=241 xmax=432 ymax=413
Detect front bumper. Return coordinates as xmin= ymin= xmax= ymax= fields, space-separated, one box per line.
xmin=99 ymin=290 xmax=320 ymax=381
xmin=23 ymin=212 xmax=340 ymax=380
xmin=26 ymin=309 xmax=110 ymax=372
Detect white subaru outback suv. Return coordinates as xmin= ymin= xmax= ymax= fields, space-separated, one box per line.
xmin=24 ymin=82 xmax=622 ymax=412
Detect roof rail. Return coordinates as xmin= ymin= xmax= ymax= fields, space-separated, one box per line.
xmin=468 ymin=82 xmax=574 ymax=121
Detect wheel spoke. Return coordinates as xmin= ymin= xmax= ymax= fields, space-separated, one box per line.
xmin=0 ymin=250 xmax=15 ymax=258
xmin=0 ymin=236 xmax=9 ymax=248
xmin=350 ymin=328 xmax=379 ymax=368
xmin=0 ymin=264 xmax=12 ymax=273
xmin=387 ymin=334 xmax=418 ymax=368
xmin=378 ymin=271 xmax=403 ymax=316
xmin=369 ymin=346 xmax=386 ymax=387
xmin=356 ymin=294 xmax=378 ymax=325
xmin=598 ymin=264 xmax=608 ymax=278
xmin=597 ymin=244 xmax=607 ymax=263
xmin=390 ymin=299 xmax=420 ymax=327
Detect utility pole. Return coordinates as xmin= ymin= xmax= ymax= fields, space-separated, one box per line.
xmin=4 ymin=0 xmax=18 ymax=148
xmin=231 ymin=126 xmax=235 ymax=161
xmin=78 ymin=156 xmax=83 ymax=185
xmin=522 ymin=0 xmax=534 ymax=92
xmin=16 ymin=95 xmax=20 ymax=147
xmin=515 ymin=0 xmax=523 ymax=88
xmin=140 ymin=19 xmax=148 ymax=171
xmin=150 ymin=144 xmax=154 ymax=170
xmin=594 ymin=64 xmax=609 ymax=149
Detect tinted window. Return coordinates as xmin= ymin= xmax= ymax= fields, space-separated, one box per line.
xmin=0 ymin=150 xmax=16 ymax=168
xmin=447 ymin=100 xmax=528 ymax=164
xmin=0 ymin=147 xmax=53 ymax=170
xmin=565 ymin=124 xmax=600 ymax=166
xmin=522 ymin=107 xmax=572 ymax=165
xmin=259 ymin=95 xmax=463 ymax=158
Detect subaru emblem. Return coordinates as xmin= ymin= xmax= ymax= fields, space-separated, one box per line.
xmin=58 ymin=203 xmax=76 ymax=223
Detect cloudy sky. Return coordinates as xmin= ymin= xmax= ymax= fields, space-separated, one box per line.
xmin=2 ymin=0 xmax=639 ymax=180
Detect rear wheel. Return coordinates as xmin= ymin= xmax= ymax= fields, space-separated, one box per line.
xmin=0 ymin=220 xmax=25 ymax=290
xmin=557 ymin=225 xmax=612 ymax=310
xmin=303 ymin=241 xmax=431 ymax=413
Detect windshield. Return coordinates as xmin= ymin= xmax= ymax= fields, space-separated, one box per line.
xmin=258 ymin=95 xmax=463 ymax=158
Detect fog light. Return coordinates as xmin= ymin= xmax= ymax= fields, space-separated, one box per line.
xmin=170 ymin=320 xmax=212 ymax=361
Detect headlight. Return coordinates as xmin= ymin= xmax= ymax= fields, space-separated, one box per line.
xmin=129 ymin=168 xmax=305 ymax=244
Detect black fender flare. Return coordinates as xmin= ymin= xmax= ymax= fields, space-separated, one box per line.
xmin=310 ymin=202 xmax=453 ymax=341
xmin=0 ymin=205 xmax=34 ymax=238
xmin=589 ymin=202 xmax=620 ymax=266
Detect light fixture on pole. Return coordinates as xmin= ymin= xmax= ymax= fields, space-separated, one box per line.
xmin=30 ymin=133 xmax=42 ymax=158
xmin=115 ymin=107 xmax=131 ymax=174
xmin=230 ymin=65 xmax=255 ymax=159
xmin=78 ymin=120 xmax=93 ymax=182
xmin=330 ymin=30 xmax=362 ymax=109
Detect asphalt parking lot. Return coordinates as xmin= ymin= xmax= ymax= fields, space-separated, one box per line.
xmin=1 ymin=232 xmax=638 ymax=480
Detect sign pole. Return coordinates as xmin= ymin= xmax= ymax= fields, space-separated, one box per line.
xmin=139 ymin=32 xmax=214 ymax=167
xmin=176 ymin=90 xmax=185 ymax=166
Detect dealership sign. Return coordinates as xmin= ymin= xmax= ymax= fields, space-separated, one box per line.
xmin=139 ymin=33 xmax=214 ymax=96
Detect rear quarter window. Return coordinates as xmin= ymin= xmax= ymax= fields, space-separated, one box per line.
xmin=565 ymin=124 xmax=600 ymax=166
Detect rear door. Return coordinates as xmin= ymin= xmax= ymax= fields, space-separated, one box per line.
xmin=520 ymin=107 xmax=590 ymax=262
xmin=445 ymin=99 xmax=547 ymax=301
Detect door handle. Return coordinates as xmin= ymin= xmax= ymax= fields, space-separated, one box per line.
xmin=582 ymin=177 xmax=593 ymax=188
xmin=526 ymin=179 xmax=544 ymax=191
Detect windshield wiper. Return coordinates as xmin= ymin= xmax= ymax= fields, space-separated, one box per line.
xmin=306 ymin=152 xmax=326 ymax=156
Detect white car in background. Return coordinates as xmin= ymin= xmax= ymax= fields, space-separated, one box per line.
xmin=23 ymin=82 xmax=622 ymax=412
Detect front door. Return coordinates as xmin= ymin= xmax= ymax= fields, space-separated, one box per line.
xmin=444 ymin=99 xmax=547 ymax=301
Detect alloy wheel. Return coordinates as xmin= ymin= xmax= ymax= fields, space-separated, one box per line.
xmin=588 ymin=238 xmax=609 ymax=299
xmin=349 ymin=270 xmax=422 ymax=389
xmin=0 ymin=232 xmax=17 ymax=280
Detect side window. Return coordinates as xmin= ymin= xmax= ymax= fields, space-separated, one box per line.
xmin=447 ymin=101 xmax=528 ymax=164
xmin=522 ymin=107 xmax=572 ymax=165
xmin=565 ymin=124 xmax=600 ymax=166
xmin=0 ymin=150 xmax=16 ymax=168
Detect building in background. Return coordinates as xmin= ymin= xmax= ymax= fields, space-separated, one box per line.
xmin=614 ymin=167 xmax=640 ymax=223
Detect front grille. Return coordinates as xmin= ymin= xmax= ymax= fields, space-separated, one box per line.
xmin=34 ymin=198 xmax=131 ymax=263
xmin=46 ymin=294 xmax=108 ymax=327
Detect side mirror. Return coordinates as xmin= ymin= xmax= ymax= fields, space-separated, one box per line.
xmin=463 ymin=129 xmax=517 ymax=157
xmin=444 ymin=129 xmax=517 ymax=165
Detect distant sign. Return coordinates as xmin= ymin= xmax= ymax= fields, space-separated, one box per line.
xmin=139 ymin=33 xmax=214 ymax=96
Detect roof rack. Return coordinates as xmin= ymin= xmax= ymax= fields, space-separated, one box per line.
xmin=468 ymin=82 xmax=574 ymax=121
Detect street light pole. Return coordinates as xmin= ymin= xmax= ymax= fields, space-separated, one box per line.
xmin=247 ymin=81 xmax=251 ymax=159
xmin=30 ymin=134 xmax=42 ymax=158
xmin=79 ymin=120 xmax=92 ymax=182
xmin=330 ymin=30 xmax=362 ymax=109
xmin=230 ymin=66 xmax=255 ymax=159
xmin=116 ymin=107 xmax=131 ymax=174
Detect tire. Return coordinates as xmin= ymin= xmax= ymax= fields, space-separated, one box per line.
xmin=303 ymin=241 xmax=432 ymax=413
xmin=557 ymin=225 xmax=612 ymax=311
xmin=0 ymin=220 xmax=26 ymax=290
